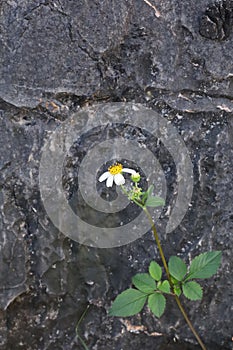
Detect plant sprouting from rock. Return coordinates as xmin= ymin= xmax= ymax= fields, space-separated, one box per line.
xmin=99 ymin=162 xmax=222 ymax=350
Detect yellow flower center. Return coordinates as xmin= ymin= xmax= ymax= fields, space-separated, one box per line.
xmin=108 ymin=163 xmax=123 ymax=175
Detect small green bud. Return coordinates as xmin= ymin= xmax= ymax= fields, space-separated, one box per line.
xmin=131 ymin=172 xmax=141 ymax=183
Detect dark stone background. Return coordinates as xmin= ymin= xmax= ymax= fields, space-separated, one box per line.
xmin=0 ymin=0 xmax=232 ymax=349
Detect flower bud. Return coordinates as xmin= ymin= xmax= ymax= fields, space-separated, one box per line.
xmin=131 ymin=172 xmax=141 ymax=183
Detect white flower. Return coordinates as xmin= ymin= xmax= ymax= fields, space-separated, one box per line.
xmin=99 ymin=162 xmax=136 ymax=187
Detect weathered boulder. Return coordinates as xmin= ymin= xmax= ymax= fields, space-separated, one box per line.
xmin=0 ymin=0 xmax=232 ymax=349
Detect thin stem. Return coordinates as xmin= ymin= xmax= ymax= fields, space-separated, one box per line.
xmin=75 ymin=305 xmax=90 ymax=350
xmin=174 ymin=295 xmax=206 ymax=350
xmin=143 ymin=207 xmax=206 ymax=350
xmin=143 ymin=207 xmax=171 ymax=281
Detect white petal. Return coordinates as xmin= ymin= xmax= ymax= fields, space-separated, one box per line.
xmin=122 ymin=168 xmax=137 ymax=175
xmin=99 ymin=171 xmax=110 ymax=182
xmin=106 ymin=175 xmax=114 ymax=187
xmin=114 ymin=173 xmax=125 ymax=185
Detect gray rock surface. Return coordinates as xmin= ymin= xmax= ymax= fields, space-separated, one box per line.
xmin=0 ymin=0 xmax=232 ymax=349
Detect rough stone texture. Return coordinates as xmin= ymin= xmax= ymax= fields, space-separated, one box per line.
xmin=0 ymin=0 xmax=132 ymax=107
xmin=0 ymin=0 xmax=233 ymax=349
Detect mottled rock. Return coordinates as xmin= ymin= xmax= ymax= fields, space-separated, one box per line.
xmin=199 ymin=0 xmax=233 ymax=40
xmin=0 ymin=0 xmax=131 ymax=107
xmin=0 ymin=0 xmax=233 ymax=349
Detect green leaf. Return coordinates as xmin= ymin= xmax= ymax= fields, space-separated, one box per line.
xmin=174 ymin=285 xmax=182 ymax=296
xmin=141 ymin=191 xmax=148 ymax=202
xmin=186 ymin=251 xmax=222 ymax=280
xmin=146 ymin=196 xmax=165 ymax=207
xmin=147 ymin=185 xmax=154 ymax=196
xmin=141 ymin=186 xmax=153 ymax=203
xmin=132 ymin=273 xmax=156 ymax=293
xmin=168 ymin=256 xmax=187 ymax=281
xmin=148 ymin=293 xmax=166 ymax=318
xmin=149 ymin=261 xmax=162 ymax=281
xmin=108 ymin=289 xmax=147 ymax=317
xmin=182 ymin=281 xmax=203 ymax=301
xmin=171 ymin=276 xmax=179 ymax=285
xmin=158 ymin=280 xmax=170 ymax=294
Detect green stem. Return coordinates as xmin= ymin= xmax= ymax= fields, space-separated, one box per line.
xmin=75 ymin=305 xmax=90 ymax=350
xmin=143 ymin=207 xmax=170 ymax=279
xmin=174 ymin=295 xmax=207 ymax=350
xmin=143 ymin=207 xmax=206 ymax=350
